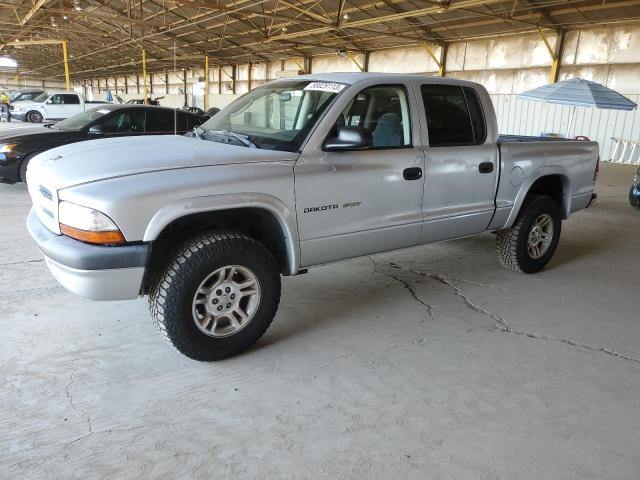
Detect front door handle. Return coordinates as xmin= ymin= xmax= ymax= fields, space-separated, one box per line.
xmin=403 ymin=167 xmax=423 ymax=181
xmin=479 ymin=162 xmax=494 ymax=174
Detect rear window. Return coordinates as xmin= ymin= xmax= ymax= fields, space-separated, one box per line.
xmin=421 ymin=84 xmax=486 ymax=147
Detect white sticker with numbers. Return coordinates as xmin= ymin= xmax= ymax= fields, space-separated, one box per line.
xmin=303 ymin=82 xmax=346 ymax=93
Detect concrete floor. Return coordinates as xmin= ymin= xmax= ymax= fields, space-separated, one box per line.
xmin=1 ymin=161 xmax=639 ymax=480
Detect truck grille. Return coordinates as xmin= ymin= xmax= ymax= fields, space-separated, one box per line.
xmin=39 ymin=185 xmax=53 ymax=201
xmin=26 ymin=164 xmax=60 ymax=235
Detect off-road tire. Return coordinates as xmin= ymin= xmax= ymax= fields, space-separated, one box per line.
xmin=496 ymin=194 xmax=561 ymax=273
xmin=27 ymin=111 xmax=42 ymax=123
xmin=149 ymin=232 xmax=281 ymax=361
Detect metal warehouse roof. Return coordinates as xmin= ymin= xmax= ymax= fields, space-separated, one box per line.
xmin=1 ymin=0 xmax=639 ymax=79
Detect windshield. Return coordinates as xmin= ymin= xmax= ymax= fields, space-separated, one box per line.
xmin=199 ymin=80 xmax=345 ymax=151
xmin=52 ymin=109 xmax=110 ymax=130
xmin=33 ymin=92 xmax=51 ymax=102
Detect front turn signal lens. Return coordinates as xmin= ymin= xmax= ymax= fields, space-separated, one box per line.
xmin=60 ymin=224 xmax=125 ymax=245
xmin=58 ymin=201 xmax=125 ymax=245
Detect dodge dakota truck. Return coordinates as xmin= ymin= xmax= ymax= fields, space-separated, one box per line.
xmin=25 ymin=73 xmax=599 ymax=361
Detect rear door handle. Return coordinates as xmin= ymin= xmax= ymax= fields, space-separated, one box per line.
xmin=403 ymin=167 xmax=423 ymax=181
xmin=479 ymin=162 xmax=494 ymax=174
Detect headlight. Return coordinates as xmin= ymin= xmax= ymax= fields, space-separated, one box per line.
xmin=13 ymin=106 xmax=23 ymax=112
xmin=0 ymin=143 xmax=16 ymax=154
xmin=58 ymin=201 xmax=125 ymax=245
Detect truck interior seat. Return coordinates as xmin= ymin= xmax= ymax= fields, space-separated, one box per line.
xmin=372 ymin=112 xmax=403 ymax=147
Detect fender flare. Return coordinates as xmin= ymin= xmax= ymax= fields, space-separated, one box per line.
xmin=503 ymin=166 xmax=571 ymax=229
xmin=143 ymin=192 xmax=301 ymax=275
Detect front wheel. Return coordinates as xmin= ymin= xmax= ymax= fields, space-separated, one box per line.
xmin=27 ymin=111 xmax=43 ymax=123
xmin=149 ymin=232 xmax=281 ymax=361
xmin=496 ymin=195 xmax=561 ymax=273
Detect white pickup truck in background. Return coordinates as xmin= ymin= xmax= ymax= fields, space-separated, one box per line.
xmin=11 ymin=91 xmax=120 ymax=123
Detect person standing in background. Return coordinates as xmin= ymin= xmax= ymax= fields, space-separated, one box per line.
xmin=0 ymin=92 xmax=11 ymax=122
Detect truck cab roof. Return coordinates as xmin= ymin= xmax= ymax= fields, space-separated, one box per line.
xmin=275 ymin=72 xmax=483 ymax=89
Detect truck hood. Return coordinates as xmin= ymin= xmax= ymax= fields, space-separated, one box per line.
xmin=29 ymin=134 xmax=299 ymax=190
xmin=11 ymin=101 xmax=39 ymax=109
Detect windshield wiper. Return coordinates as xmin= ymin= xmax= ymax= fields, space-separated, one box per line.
xmin=193 ymin=125 xmax=205 ymax=139
xmin=206 ymin=129 xmax=257 ymax=149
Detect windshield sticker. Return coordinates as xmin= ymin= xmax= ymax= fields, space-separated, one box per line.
xmin=303 ymin=82 xmax=346 ymax=93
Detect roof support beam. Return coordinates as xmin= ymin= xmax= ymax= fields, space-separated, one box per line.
xmin=19 ymin=0 xmax=49 ymax=26
xmin=422 ymin=41 xmax=446 ymax=76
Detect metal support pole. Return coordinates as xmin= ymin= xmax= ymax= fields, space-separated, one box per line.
xmin=439 ymin=43 xmax=448 ymax=77
xmin=231 ymin=65 xmax=236 ymax=94
xmin=204 ymin=55 xmax=210 ymax=110
xmin=183 ymin=69 xmax=188 ymax=107
xmin=62 ymin=41 xmax=71 ymax=91
xmin=248 ymin=62 xmax=252 ymax=91
xmin=538 ymin=27 xmax=564 ymax=83
xmin=142 ymin=48 xmax=148 ymax=104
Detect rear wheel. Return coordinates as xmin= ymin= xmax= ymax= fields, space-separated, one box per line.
xmin=496 ymin=194 xmax=561 ymax=273
xmin=27 ymin=111 xmax=42 ymax=123
xmin=148 ymin=232 xmax=281 ymax=361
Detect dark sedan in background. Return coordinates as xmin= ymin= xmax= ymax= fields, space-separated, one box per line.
xmin=0 ymin=104 xmax=205 ymax=184
xmin=630 ymin=165 xmax=640 ymax=210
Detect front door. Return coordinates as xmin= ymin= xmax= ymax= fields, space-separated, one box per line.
xmin=415 ymin=83 xmax=498 ymax=243
xmin=295 ymin=82 xmax=425 ymax=267
xmin=44 ymin=94 xmax=67 ymax=119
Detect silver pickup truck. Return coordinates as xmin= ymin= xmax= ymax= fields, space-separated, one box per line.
xmin=25 ymin=73 xmax=599 ymax=361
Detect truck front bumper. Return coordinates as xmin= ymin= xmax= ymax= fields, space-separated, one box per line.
xmin=27 ymin=209 xmax=150 ymax=300
xmin=10 ymin=112 xmax=27 ymax=122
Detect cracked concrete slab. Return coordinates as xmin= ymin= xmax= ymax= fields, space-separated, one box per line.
xmin=1 ymin=163 xmax=639 ymax=479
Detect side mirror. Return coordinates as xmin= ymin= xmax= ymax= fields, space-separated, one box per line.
xmin=88 ymin=125 xmax=104 ymax=135
xmin=323 ymin=126 xmax=372 ymax=151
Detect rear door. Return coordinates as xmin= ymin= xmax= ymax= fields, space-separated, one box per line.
xmin=146 ymin=108 xmax=177 ymax=134
xmin=61 ymin=94 xmax=82 ymax=117
xmin=416 ymin=83 xmax=498 ymax=243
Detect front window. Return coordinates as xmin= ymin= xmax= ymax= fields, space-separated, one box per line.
xmin=199 ymin=80 xmax=345 ymax=151
xmin=33 ymin=92 xmax=51 ymax=102
xmin=339 ymin=84 xmax=412 ymax=148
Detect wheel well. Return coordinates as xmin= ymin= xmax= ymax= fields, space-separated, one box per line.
xmin=526 ymin=175 xmax=568 ymax=217
xmin=143 ymin=208 xmax=290 ymax=291
xmin=19 ymin=152 xmax=40 ymax=182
